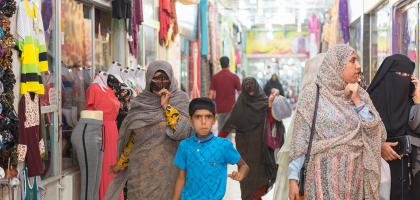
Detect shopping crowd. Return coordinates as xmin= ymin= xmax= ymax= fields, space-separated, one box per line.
xmin=70 ymin=44 xmax=420 ymax=200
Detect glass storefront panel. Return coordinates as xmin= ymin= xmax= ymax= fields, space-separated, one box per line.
xmin=139 ymin=25 xmax=157 ymax=67
xmin=370 ymin=4 xmax=391 ymax=78
xmin=349 ymin=18 xmax=361 ymax=57
xmin=180 ymin=37 xmax=189 ymax=94
xmin=40 ymin=0 xmax=58 ymax=178
xmin=95 ymin=8 xmax=113 ymax=71
xmin=61 ymin=1 xmax=94 ymax=171
xmin=402 ymin=6 xmax=418 ymax=62
xmin=143 ymin=0 xmax=156 ymax=20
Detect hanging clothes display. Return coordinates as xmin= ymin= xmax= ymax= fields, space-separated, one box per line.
xmin=321 ymin=0 xmax=342 ymax=51
xmin=129 ymin=0 xmax=143 ymax=57
xmin=199 ymin=0 xmax=209 ymax=57
xmin=17 ymin=0 xmax=48 ymax=95
xmin=17 ymin=93 xmax=44 ymax=178
xmin=0 ymin=0 xmax=18 ymax=174
xmin=159 ymin=0 xmax=178 ymax=47
xmin=85 ymin=64 xmax=123 ymax=200
xmin=61 ymin=0 xmax=87 ymax=67
xmin=18 ymin=167 xmax=42 ymax=200
xmin=208 ymin=2 xmax=220 ymax=72
xmin=308 ymin=14 xmax=321 ymax=57
xmin=339 ymin=0 xmax=350 ymax=43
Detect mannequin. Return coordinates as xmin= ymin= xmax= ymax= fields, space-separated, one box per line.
xmin=71 ymin=63 xmax=124 ymax=200
xmin=71 ymin=110 xmax=104 ymax=200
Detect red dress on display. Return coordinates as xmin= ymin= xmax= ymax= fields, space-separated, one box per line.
xmin=85 ymin=83 xmax=123 ymax=200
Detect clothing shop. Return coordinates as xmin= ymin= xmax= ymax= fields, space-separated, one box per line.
xmin=346 ymin=0 xmax=420 ymax=82
xmin=0 ymin=0 xmax=246 ymax=199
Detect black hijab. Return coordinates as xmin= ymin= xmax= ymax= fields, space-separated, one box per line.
xmin=223 ymin=77 xmax=268 ymax=133
xmin=367 ymin=54 xmax=415 ymax=137
xmin=264 ymin=74 xmax=285 ymax=96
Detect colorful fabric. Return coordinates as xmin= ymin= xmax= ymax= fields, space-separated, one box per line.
xmin=18 ymin=93 xmax=44 ymax=177
xmin=116 ymin=131 xmax=135 ymax=169
xmin=200 ymin=0 xmax=208 ymax=56
xmin=173 ymin=134 xmax=240 ymax=199
xmin=116 ymin=105 xmax=180 ymax=169
xmin=17 ymin=0 xmax=48 ymax=94
xmin=85 ymin=83 xmax=123 ymax=200
xmin=165 ymin=105 xmax=180 ymax=129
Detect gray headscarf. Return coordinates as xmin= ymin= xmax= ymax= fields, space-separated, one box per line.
xmin=105 ymin=60 xmax=189 ymax=200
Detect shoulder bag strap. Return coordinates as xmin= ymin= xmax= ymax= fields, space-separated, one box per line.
xmin=303 ymin=84 xmax=320 ymax=170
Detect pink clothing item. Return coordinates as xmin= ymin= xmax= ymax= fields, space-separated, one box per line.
xmin=308 ymin=14 xmax=321 ymax=44
xmin=85 ymin=83 xmax=123 ymax=200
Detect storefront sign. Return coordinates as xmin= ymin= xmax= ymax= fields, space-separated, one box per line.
xmin=246 ymin=30 xmax=308 ymax=56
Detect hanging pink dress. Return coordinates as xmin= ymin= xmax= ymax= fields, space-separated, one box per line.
xmin=85 ymin=83 xmax=123 ymax=200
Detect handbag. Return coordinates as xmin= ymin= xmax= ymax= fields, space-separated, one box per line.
xmin=299 ymin=84 xmax=320 ymax=195
xmin=387 ymin=135 xmax=412 ymax=156
xmin=272 ymin=95 xmax=292 ymax=121
xmin=266 ymin=120 xmax=285 ymax=150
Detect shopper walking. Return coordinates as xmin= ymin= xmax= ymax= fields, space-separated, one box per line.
xmin=367 ymin=54 xmax=420 ymax=200
xmin=105 ymin=60 xmax=192 ymax=200
xmin=209 ymin=56 xmax=241 ymax=131
xmin=263 ymin=74 xmax=285 ymax=97
xmin=220 ymin=77 xmax=279 ymax=200
xmin=273 ymin=53 xmax=325 ymax=200
xmin=288 ymin=44 xmax=386 ymax=200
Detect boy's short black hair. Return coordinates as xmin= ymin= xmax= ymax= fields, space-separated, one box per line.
xmin=220 ymin=56 xmax=229 ymax=68
xmin=189 ymin=97 xmax=216 ymax=116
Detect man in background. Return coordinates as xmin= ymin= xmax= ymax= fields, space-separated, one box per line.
xmin=209 ymin=56 xmax=241 ymax=132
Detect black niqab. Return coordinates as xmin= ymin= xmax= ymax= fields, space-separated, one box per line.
xmin=263 ymin=75 xmax=285 ymax=96
xmin=223 ymin=77 xmax=268 ymax=132
xmin=367 ymin=54 xmax=415 ymax=137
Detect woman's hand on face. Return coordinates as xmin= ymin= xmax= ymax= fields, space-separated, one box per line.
xmin=344 ymin=83 xmax=362 ymax=106
xmin=381 ymin=142 xmax=401 ymax=161
xmin=158 ymin=89 xmax=171 ymax=109
xmin=411 ymin=76 xmax=420 ymax=97
xmin=289 ymin=180 xmax=300 ymax=200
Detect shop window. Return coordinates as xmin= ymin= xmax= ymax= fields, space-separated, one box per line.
xmin=143 ymin=0 xmax=156 ymax=20
xmin=61 ymin=1 xmax=94 ymax=171
xmin=40 ymin=0 xmax=57 ymax=178
xmin=139 ymin=25 xmax=157 ymax=67
xmin=180 ymin=37 xmax=189 ymax=94
xmin=95 ymin=8 xmax=113 ymax=70
xmin=349 ymin=18 xmax=361 ymax=57
xmin=401 ymin=6 xmax=418 ymax=63
xmin=370 ymin=4 xmax=391 ymax=78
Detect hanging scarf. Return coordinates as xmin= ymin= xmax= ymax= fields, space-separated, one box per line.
xmin=368 ymin=54 xmax=415 ymax=137
xmin=289 ymin=44 xmax=386 ymax=199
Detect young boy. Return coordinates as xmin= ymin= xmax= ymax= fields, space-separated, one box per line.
xmin=172 ymin=97 xmax=250 ymax=200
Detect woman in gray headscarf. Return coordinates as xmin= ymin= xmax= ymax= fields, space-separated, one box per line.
xmin=288 ymin=45 xmax=386 ymax=200
xmin=273 ymin=53 xmax=325 ymax=200
xmin=105 ymin=60 xmax=192 ymax=200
